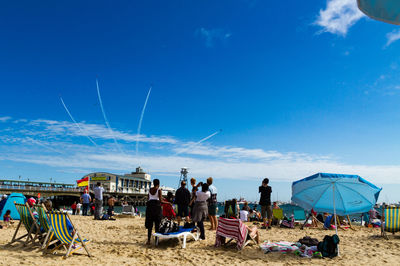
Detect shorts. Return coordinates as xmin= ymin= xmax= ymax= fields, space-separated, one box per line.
xmin=177 ymin=204 xmax=189 ymax=217
xmin=208 ymin=204 xmax=217 ymax=216
xmin=261 ymin=205 xmax=272 ymax=219
xmin=107 ymin=206 xmax=114 ymax=215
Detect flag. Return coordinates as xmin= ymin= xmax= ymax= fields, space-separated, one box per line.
xmin=77 ymin=176 xmax=89 ymax=187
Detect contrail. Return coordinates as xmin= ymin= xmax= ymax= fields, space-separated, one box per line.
xmin=136 ymin=86 xmax=152 ymax=157
xmin=96 ymin=79 xmax=125 ymax=154
xmin=60 ymin=97 xmax=98 ymax=147
xmin=26 ymin=137 xmax=65 ymax=154
xmin=175 ymin=129 xmax=222 ymax=155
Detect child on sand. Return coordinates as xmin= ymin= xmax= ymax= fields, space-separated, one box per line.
xmin=3 ymin=210 xmax=13 ymax=228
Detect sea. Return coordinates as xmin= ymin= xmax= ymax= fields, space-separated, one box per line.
xmin=113 ymin=202 xmax=363 ymax=221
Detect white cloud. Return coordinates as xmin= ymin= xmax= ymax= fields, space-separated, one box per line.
xmin=28 ymin=119 xmax=177 ymax=144
xmin=1 ymin=115 xmax=400 ymax=188
xmin=195 ymin=28 xmax=231 ymax=47
xmin=1 ymin=151 xmax=399 ymax=185
xmin=385 ymin=29 xmax=400 ymax=47
xmin=0 ymin=116 xmax=12 ymax=122
xmin=315 ymin=0 xmax=364 ymax=36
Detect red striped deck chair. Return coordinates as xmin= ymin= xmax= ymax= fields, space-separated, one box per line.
xmin=215 ymin=217 xmax=257 ymax=250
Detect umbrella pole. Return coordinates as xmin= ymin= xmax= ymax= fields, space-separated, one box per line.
xmin=332 ymin=184 xmax=339 ymax=256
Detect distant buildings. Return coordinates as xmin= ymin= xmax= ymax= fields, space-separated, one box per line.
xmin=83 ymin=167 xmax=176 ymax=197
xmin=84 ymin=167 xmax=151 ymax=194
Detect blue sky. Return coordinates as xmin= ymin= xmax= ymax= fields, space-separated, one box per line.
xmin=1 ymin=0 xmax=400 ymax=202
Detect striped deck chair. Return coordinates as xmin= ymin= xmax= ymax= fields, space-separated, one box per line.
xmin=381 ymin=206 xmax=400 ymax=240
xmin=293 ymin=209 xmax=306 ymax=225
xmin=35 ymin=204 xmax=58 ymax=251
xmin=48 ymin=211 xmax=91 ymax=258
xmin=272 ymin=209 xmax=284 ymax=225
xmin=7 ymin=202 xmax=41 ymax=247
xmin=215 ymin=217 xmax=257 ymax=250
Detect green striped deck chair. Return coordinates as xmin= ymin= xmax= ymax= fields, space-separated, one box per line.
xmin=35 ymin=204 xmax=58 ymax=251
xmin=381 ymin=206 xmax=400 ymax=240
xmin=48 ymin=211 xmax=91 ymax=258
xmin=7 ymin=202 xmax=41 ymax=247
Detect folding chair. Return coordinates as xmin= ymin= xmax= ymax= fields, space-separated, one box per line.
xmin=293 ymin=209 xmax=306 ymax=225
xmin=272 ymin=209 xmax=284 ymax=225
xmin=381 ymin=205 xmax=400 ymax=240
xmin=47 ymin=211 xmax=91 ymax=258
xmin=35 ymin=204 xmax=58 ymax=251
xmin=215 ymin=217 xmax=257 ymax=250
xmin=7 ymin=202 xmax=41 ymax=247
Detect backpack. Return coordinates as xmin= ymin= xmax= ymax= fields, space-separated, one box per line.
xmin=317 ymin=234 xmax=340 ymax=258
xmin=159 ymin=218 xmax=179 ymax=234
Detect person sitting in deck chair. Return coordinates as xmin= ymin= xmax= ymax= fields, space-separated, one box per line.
xmin=162 ymin=192 xmax=176 ymax=220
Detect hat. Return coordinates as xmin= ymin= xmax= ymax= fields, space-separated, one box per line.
xmin=27 ymin=197 xmax=36 ymax=207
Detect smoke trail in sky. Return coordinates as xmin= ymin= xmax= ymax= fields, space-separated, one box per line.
xmin=60 ymin=97 xmax=99 ymax=147
xmin=136 ymin=87 xmax=152 ymax=157
xmin=26 ymin=137 xmax=65 ymax=154
xmin=96 ymin=79 xmax=125 ymax=155
xmin=175 ymin=129 xmax=222 ymax=155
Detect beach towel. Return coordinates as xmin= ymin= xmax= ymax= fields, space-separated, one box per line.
xmin=260 ymin=241 xmax=298 ymax=253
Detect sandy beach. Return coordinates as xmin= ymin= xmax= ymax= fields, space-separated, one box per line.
xmin=0 ymin=215 xmax=397 ymax=266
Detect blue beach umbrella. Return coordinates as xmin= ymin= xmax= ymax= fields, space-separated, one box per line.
xmin=358 ymin=0 xmax=400 ymax=25
xmin=291 ymin=173 xmax=381 ymax=216
xmin=291 ymin=173 xmax=381 ymax=254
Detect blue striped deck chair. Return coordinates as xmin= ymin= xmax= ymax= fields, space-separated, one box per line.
xmin=293 ymin=209 xmax=306 ymax=225
xmin=48 ymin=211 xmax=91 ymax=258
xmin=7 ymin=202 xmax=41 ymax=247
xmin=381 ymin=206 xmax=400 ymax=240
xmin=34 ymin=204 xmax=58 ymax=251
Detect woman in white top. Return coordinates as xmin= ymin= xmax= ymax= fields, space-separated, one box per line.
xmin=191 ymin=183 xmax=210 ymax=240
xmin=145 ymin=179 xmax=171 ymax=245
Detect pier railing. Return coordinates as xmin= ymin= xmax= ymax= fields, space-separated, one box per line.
xmin=0 ymin=184 xmax=81 ymax=192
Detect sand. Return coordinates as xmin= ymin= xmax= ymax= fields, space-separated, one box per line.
xmin=0 ymin=215 xmax=398 ymax=265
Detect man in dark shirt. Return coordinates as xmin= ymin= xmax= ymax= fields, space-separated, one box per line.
xmin=259 ymin=178 xmax=272 ymax=229
xmin=175 ymin=181 xmax=191 ymax=226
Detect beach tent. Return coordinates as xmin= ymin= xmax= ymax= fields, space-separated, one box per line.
xmin=358 ymin=0 xmax=400 ymax=25
xmin=291 ymin=173 xmax=381 ymax=255
xmin=0 ymin=193 xmax=26 ymax=220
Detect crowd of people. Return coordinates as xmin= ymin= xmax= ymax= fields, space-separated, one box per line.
xmin=145 ymin=177 xmax=219 ymax=244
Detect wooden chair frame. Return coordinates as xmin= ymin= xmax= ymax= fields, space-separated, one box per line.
xmin=7 ymin=202 xmax=41 ymax=247
xmin=47 ymin=211 xmax=91 ymax=258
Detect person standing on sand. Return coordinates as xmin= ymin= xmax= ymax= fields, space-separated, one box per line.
xmin=192 ymin=183 xmax=210 ymax=240
xmin=80 ymin=191 xmax=91 ymax=216
xmin=94 ymin=182 xmax=104 ymax=220
xmin=71 ymin=201 xmax=77 ymax=215
xmin=107 ymin=196 xmax=117 ymax=216
xmin=175 ymin=181 xmax=191 ymax=226
xmin=259 ymin=178 xmax=272 ymax=229
xmin=207 ymin=177 xmax=218 ymax=230
xmin=145 ymin=179 xmax=171 ymax=245
xmin=76 ymin=201 xmax=82 ymax=215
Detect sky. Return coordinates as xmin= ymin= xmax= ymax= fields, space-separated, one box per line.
xmin=1 ymin=0 xmax=400 ymax=203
